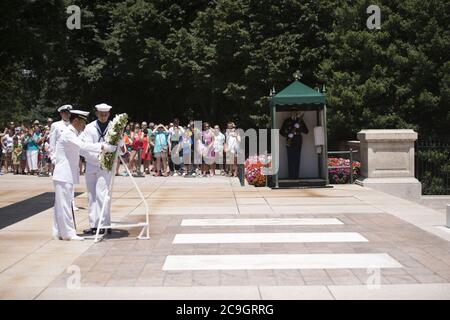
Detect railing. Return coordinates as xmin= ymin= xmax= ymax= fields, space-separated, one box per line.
xmin=327 ymin=149 xmax=359 ymax=184
xmin=415 ymin=138 xmax=450 ymax=195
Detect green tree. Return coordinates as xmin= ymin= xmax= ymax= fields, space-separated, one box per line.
xmin=318 ymin=0 xmax=450 ymax=142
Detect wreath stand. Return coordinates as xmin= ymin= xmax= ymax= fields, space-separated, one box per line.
xmin=93 ymin=146 xmax=150 ymax=243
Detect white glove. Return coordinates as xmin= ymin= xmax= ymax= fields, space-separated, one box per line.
xmin=103 ymin=144 xmax=117 ymax=153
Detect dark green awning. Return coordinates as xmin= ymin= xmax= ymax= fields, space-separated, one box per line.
xmin=269 ymin=80 xmax=325 ymax=107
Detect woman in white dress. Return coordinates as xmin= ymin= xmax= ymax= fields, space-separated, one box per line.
xmin=225 ymin=122 xmax=241 ymax=177
xmin=213 ymin=125 xmax=226 ymax=175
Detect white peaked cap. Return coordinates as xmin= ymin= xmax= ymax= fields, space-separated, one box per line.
xmin=57 ymin=104 xmax=73 ymax=112
xmin=70 ymin=110 xmax=90 ymax=120
xmin=95 ymin=103 xmax=112 ymax=112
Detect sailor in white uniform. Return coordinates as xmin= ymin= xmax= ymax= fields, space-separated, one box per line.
xmin=52 ymin=110 xmax=116 ymax=241
xmin=49 ymin=104 xmax=72 ymax=164
xmin=80 ymin=103 xmax=115 ymax=235
xmin=49 ymin=104 xmax=83 ymax=210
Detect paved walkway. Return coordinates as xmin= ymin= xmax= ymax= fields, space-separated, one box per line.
xmin=0 ymin=174 xmax=449 ymax=299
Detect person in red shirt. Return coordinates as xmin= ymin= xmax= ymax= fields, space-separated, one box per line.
xmin=130 ymin=124 xmax=143 ymax=173
xmin=141 ymin=130 xmax=151 ymax=174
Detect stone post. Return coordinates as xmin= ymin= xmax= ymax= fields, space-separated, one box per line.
xmin=356 ymin=129 xmax=421 ymax=201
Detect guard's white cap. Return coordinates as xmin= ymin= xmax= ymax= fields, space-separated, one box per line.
xmin=95 ymin=103 xmax=112 ymax=112
xmin=70 ymin=110 xmax=90 ymax=121
xmin=58 ymin=104 xmax=73 ymax=112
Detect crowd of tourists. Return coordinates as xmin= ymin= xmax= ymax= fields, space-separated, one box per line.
xmin=0 ymin=118 xmax=242 ymax=178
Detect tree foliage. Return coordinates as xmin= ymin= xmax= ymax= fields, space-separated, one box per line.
xmin=318 ymin=0 xmax=450 ymax=141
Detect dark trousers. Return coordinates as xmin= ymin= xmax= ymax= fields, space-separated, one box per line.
xmin=287 ymin=145 xmax=302 ymax=179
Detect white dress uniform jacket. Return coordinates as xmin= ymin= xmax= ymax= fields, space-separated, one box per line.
xmin=80 ymin=120 xmax=113 ymax=229
xmin=53 ymin=125 xmax=102 ymax=184
xmin=49 ymin=120 xmax=69 ymax=164
xmin=52 ymin=125 xmax=103 ymax=239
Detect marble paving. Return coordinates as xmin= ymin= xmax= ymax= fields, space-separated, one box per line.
xmin=0 ymin=174 xmax=449 ymax=299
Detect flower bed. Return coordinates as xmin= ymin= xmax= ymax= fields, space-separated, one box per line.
xmin=244 ymin=155 xmax=271 ymax=187
xmin=328 ymin=157 xmax=360 ymax=184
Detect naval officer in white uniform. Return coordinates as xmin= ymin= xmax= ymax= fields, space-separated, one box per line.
xmin=52 ymin=110 xmax=116 ymax=241
xmin=49 ymin=104 xmax=72 ymax=164
xmin=49 ymin=104 xmax=82 ymax=211
xmin=80 ymin=103 xmax=115 ymax=234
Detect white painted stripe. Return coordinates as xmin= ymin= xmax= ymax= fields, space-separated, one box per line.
xmin=162 ymin=253 xmax=402 ymax=270
xmin=436 ymin=226 xmax=450 ymax=234
xmin=173 ymin=232 xmax=368 ymax=244
xmin=181 ymin=218 xmax=344 ymax=226
xmin=271 ymin=205 xmax=383 ymax=214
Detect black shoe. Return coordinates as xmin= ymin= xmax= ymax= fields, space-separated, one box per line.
xmin=83 ymin=228 xmax=96 ymax=235
xmin=99 ymin=228 xmax=112 ymax=235
xmin=100 ymin=229 xmax=112 ymax=235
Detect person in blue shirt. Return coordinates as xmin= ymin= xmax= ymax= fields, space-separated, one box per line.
xmin=152 ymin=124 xmax=169 ymax=176
xmin=23 ymin=126 xmax=41 ymax=175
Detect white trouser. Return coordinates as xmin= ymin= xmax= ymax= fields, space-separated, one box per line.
xmin=27 ymin=150 xmax=39 ymax=170
xmin=53 ymin=181 xmax=76 ymax=240
xmin=85 ymin=165 xmax=112 ymax=228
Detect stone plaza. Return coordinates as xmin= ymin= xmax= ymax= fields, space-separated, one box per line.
xmin=0 ymin=172 xmax=449 ymax=300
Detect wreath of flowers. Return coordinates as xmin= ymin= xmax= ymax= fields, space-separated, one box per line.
xmin=286 ymin=122 xmax=302 ymax=147
xmin=99 ymin=113 xmax=128 ymax=171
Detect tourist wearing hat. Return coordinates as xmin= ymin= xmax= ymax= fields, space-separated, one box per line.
xmin=52 ymin=110 xmax=116 ymax=241
xmin=80 ymin=103 xmax=116 ymax=235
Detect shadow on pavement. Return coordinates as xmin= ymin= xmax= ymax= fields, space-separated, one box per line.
xmin=0 ymin=192 xmax=82 ymax=229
